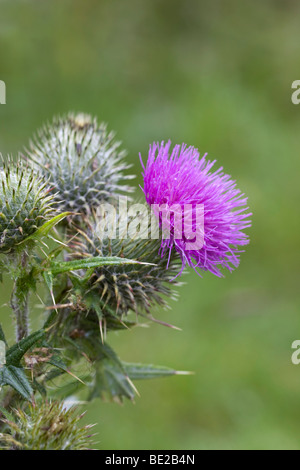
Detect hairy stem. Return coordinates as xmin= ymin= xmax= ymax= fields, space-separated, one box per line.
xmin=10 ymin=253 xmax=31 ymax=342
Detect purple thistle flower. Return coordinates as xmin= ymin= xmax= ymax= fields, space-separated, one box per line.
xmin=140 ymin=140 xmax=252 ymax=277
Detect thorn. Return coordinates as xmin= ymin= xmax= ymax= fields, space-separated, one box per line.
xmin=66 ymin=369 xmax=86 ymax=385
xmin=35 ymin=292 xmax=45 ymax=306
xmin=126 ymin=376 xmax=140 ymax=397
xmin=141 ymin=314 xmax=182 ymax=331
xmin=47 ymin=234 xmax=68 ymax=247
xmin=99 ymin=319 xmax=104 ymax=344
xmin=50 ymin=289 xmax=58 ymax=315
xmin=45 ymin=303 xmax=73 ymax=310
xmin=175 ymin=370 xmax=195 ymax=375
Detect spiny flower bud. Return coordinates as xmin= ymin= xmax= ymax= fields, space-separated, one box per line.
xmin=70 ymin=215 xmax=181 ymax=317
xmin=0 ymin=158 xmax=55 ymax=253
xmin=0 ymin=401 xmax=95 ymax=450
xmin=26 ymin=112 xmax=135 ymax=218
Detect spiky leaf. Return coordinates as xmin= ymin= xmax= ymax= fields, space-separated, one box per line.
xmin=0 ymin=365 xmax=32 ymax=401
xmin=49 ymin=256 xmax=142 ymax=275
xmin=90 ymin=359 xmax=135 ymax=402
xmin=123 ymin=362 xmax=178 ymax=380
xmin=6 ymin=330 xmax=45 ymax=367
xmin=20 ymin=212 xmax=70 ymax=244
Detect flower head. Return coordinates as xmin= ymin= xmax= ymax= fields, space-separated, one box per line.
xmin=26 ymin=113 xmax=135 ymax=218
xmin=0 ymin=401 xmax=95 ymax=450
xmin=140 ymin=141 xmax=251 ymax=277
xmin=0 ymin=158 xmax=55 ymax=253
xmin=69 ymin=213 xmax=181 ymax=317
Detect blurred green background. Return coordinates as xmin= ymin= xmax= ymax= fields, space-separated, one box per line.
xmin=0 ymin=0 xmax=300 ymax=450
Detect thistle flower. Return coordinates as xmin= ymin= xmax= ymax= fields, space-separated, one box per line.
xmin=0 ymin=158 xmax=55 ymax=253
xmin=26 ymin=112 xmax=135 ymax=217
xmin=140 ymin=141 xmax=251 ymax=277
xmin=69 ymin=214 xmax=181 ymax=317
xmin=0 ymin=402 xmax=95 ymax=450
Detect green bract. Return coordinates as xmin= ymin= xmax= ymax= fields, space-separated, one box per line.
xmin=0 ymin=160 xmax=55 ymax=253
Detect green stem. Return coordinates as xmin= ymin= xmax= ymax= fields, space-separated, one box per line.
xmin=10 ymin=253 xmax=31 ymax=342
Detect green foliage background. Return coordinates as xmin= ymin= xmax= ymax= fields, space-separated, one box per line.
xmin=0 ymin=0 xmax=299 ymax=450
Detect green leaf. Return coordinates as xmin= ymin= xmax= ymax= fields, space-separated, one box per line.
xmin=90 ymin=359 xmax=136 ymax=402
xmin=19 ymin=212 xmax=70 ymax=244
xmin=47 ymin=355 xmax=85 ymax=385
xmin=6 ymin=330 xmax=45 ymax=367
xmin=49 ymin=256 xmax=143 ymax=275
xmin=0 ymin=365 xmax=33 ymax=401
xmin=123 ymin=362 xmax=178 ymax=380
xmin=47 ymin=355 xmax=69 ymax=373
xmin=99 ymin=342 xmax=124 ymax=368
xmin=44 ymin=367 xmax=66 ymax=384
xmin=32 ymin=379 xmax=47 ymax=398
xmin=43 ymin=270 xmax=54 ymax=294
xmin=46 ymin=372 xmax=87 ymax=399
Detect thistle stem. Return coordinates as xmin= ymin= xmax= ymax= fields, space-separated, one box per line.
xmin=10 ymin=252 xmax=31 ymax=341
